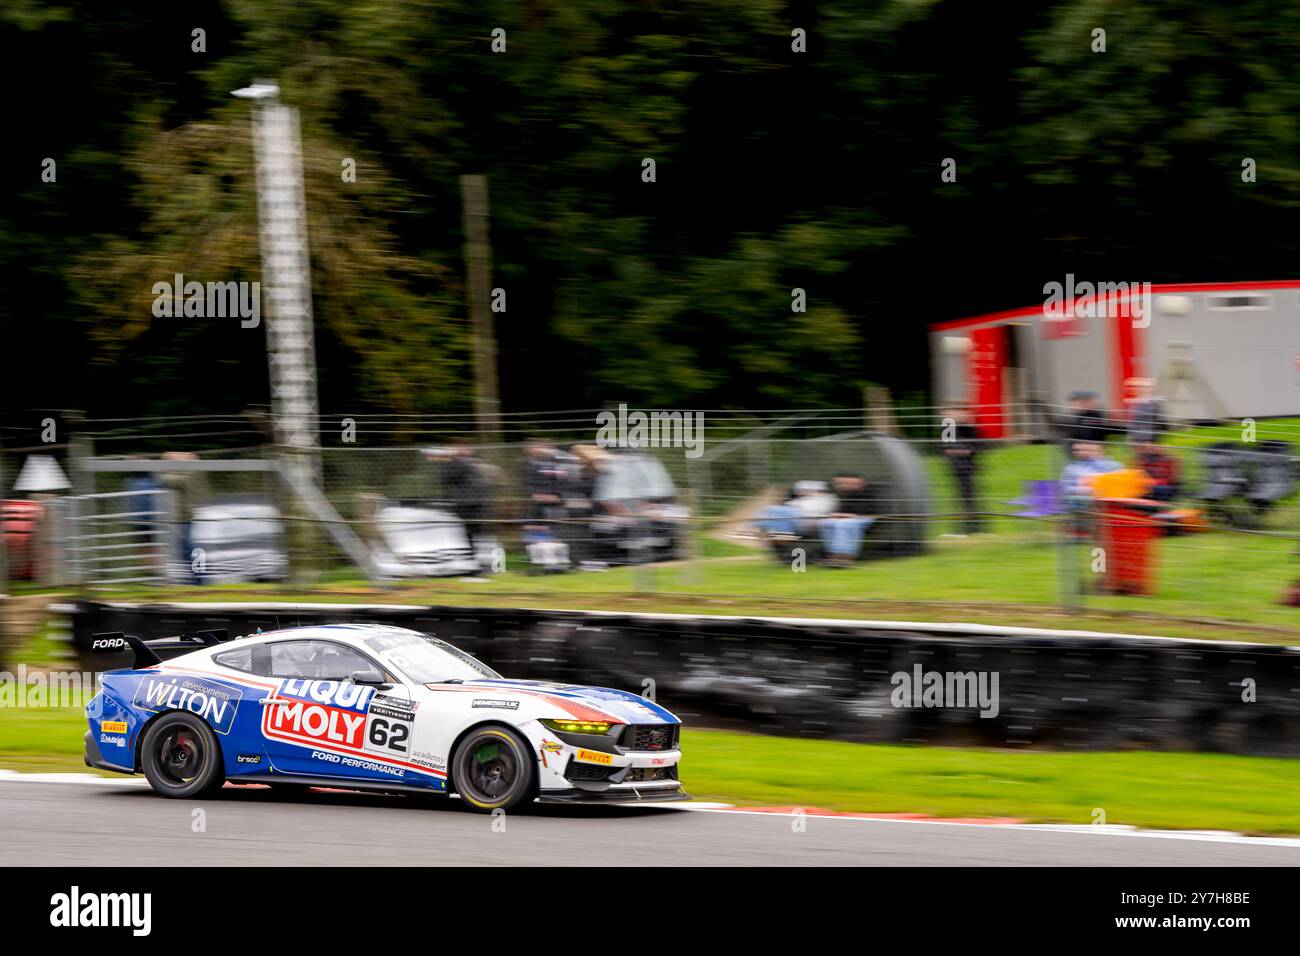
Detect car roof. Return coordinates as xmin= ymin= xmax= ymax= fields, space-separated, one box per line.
xmin=214 ymin=623 xmax=427 ymax=651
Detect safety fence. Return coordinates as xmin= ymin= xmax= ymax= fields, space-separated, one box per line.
xmin=3 ymin=406 xmax=1300 ymax=622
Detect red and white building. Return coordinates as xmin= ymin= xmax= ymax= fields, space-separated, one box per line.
xmin=929 ymin=280 xmax=1300 ymax=438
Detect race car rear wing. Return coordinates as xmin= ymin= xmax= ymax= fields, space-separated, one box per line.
xmin=90 ymin=629 xmax=231 ymax=669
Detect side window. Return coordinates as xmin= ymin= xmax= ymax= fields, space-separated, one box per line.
xmin=213 ymin=647 xmax=254 ymax=673
xmin=267 ymin=641 xmax=376 ymax=680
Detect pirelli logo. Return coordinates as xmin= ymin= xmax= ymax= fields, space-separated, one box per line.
xmin=575 ymin=749 xmax=614 ymax=766
xmin=100 ymin=720 xmax=128 ymax=734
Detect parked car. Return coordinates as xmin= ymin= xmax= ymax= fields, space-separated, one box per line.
xmin=590 ymin=453 xmax=689 ymax=564
xmin=371 ymin=500 xmax=480 ymax=577
xmin=189 ymin=496 xmax=287 ymax=583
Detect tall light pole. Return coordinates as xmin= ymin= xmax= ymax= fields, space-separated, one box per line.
xmin=233 ymin=81 xmax=322 ymax=486
xmin=459 ymin=174 xmax=502 ymax=449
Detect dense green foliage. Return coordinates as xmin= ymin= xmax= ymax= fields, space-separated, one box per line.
xmin=6 ymin=1 xmax=1300 ymax=421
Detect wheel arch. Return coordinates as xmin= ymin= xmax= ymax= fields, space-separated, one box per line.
xmin=133 ymin=708 xmax=225 ymax=773
xmin=445 ymin=719 xmax=540 ymax=798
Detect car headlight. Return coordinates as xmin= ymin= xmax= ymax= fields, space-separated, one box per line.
xmin=541 ymin=718 xmax=618 ymax=735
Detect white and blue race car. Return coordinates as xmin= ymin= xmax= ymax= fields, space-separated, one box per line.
xmin=83 ymin=624 xmax=686 ymax=811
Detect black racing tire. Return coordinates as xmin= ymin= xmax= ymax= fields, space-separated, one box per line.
xmin=451 ymin=725 xmax=537 ymax=812
xmin=140 ymin=711 xmax=225 ymax=798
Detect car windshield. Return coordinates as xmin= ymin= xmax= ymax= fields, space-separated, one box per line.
xmin=362 ymin=630 xmax=499 ymax=683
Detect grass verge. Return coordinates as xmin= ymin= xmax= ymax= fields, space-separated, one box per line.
xmin=683 ymin=729 xmax=1300 ymax=835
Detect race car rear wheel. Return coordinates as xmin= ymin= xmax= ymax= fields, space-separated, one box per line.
xmin=140 ymin=712 xmax=225 ymax=798
xmin=451 ymin=725 xmax=536 ymax=812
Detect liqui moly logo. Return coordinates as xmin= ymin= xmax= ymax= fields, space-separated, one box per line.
xmin=262 ymin=679 xmax=376 ymax=750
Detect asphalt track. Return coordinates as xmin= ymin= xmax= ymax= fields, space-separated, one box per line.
xmin=2 ymin=777 xmax=1299 ymax=865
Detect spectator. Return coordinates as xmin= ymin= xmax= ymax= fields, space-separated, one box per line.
xmin=1060 ymin=441 xmax=1122 ymax=528
xmin=123 ymin=459 xmax=164 ymax=571
xmin=1136 ymin=442 xmax=1179 ymax=502
xmin=757 ymin=480 xmax=834 ymax=540
xmin=566 ymin=445 xmax=604 ymax=569
xmin=789 ymin=480 xmax=836 ymax=531
xmin=941 ymin=403 xmax=983 ymax=535
xmin=437 ymin=438 xmax=490 ymax=573
xmin=473 ymin=456 xmax=505 ymax=566
xmin=521 ymin=439 xmax=567 ymax=570
xmin=523 ymin=438 xmax=564 ymax=522
xmin=160 ymin=451 xmax=209 ymax=584
xmin=1125 ymin=377 xmax=1166 ymax=445
xmin=1060 ymin=391 xmax=1112 ymax=444
xmin=756 ymin=494 xmax=801 ymax=538
xmin=819 ymin=475 xmax=879 ymax=567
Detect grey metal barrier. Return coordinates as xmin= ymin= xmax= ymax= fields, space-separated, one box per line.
xmin=65 ymin=601 xmax=1300 ymax=758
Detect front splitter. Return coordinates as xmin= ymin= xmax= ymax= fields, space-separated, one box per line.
xmin=537 ymin=785 xmax=691 ymax=805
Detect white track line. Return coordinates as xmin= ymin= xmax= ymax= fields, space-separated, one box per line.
xmin=0 ymin=769 xmax=144 ymax=787
xmin=665 ymin=804 xmax=1300 ymax=849
xmin=3 ymin=771 xmax=1298 ymax=849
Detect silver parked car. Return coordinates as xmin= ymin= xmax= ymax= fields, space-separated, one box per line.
xmin=189 ymin=496 xmax=287 ymax=583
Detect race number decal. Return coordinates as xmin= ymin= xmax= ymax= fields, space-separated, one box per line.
xmin=363 ymin=694 xmax=416 ymax=756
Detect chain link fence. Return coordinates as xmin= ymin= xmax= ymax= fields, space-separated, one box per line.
xmin=2 ymin=407 xmax=1298 ymax=626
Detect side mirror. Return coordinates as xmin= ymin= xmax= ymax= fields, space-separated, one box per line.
xmin=348 ymin=669 xmax=392 ymax=690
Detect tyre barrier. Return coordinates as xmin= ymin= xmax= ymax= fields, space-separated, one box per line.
xmin=63 ymin=601 xmax=1300 ymax=757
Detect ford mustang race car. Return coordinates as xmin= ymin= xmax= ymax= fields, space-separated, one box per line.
xmin=83 ymin=624 xmax=686 ymax=811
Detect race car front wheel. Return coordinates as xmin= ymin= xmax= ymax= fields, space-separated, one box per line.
xmin=451 ymin=726 xmax=536 ymax=812
xmin=140 ymin=712 xmax=225 ymax=798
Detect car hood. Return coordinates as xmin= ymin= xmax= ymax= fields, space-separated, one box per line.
xmin=438 ymin=678 xmax=679 ymax=724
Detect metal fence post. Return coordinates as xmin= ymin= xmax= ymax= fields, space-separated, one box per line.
xmin=679 ymin=469 xmax=700 ymax=589
xmin=1055 ymin=438 xmax=1081 ymax=610
xmin=0 ymin=441 xmax=9 ymax=663
xmin=66 ymin=412 xmax=93 ymax=587
xmin=163 ymin=485 xmax=181 ymax=584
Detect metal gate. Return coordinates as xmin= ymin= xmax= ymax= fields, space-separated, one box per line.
xmin=59 ymin=488 xmax=178 ymax=587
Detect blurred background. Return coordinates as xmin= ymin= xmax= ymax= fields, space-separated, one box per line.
xmin=8 ymin=0 xmax=1300 ymax=418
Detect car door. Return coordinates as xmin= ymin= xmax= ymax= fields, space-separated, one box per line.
xmin=258 ymin=639 xmax=416 ymax=781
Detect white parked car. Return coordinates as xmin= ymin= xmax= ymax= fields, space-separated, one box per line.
xmin=189 ymin=496 xmax=287 ymax=583
xmin=371 ymin=503 xmax=481 ymax=577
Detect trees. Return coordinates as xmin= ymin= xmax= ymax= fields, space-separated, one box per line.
xmin=7 ymin=0 xmax=1300 ymax=423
